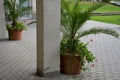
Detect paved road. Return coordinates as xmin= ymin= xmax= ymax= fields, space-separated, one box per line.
xmin=0 ymin=20 xmax=120 ymax=80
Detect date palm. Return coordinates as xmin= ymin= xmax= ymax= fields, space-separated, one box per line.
xmin=4 ymin=0 xmax=32 ymax=26
xmin=61 ymin=0 xmax=119 ymax=54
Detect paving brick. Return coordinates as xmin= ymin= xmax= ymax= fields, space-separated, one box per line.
xmin=0 ymin=20 xmax=120 ymax=80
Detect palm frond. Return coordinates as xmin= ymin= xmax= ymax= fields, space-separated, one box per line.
xmin=4 ymin=0 xmax=13 ymax=12
xmin=76 ymin=2 xmax=105 ymax=30
xmin=4 ymin=0 xmax=32 ymax=26
xmin=77 ymin=28 xmax=119 ymax=38
xmin=61 ymin=0 xmax=105 ymax=39
xmin=27 ymin=21 xmax=37 ymax=25
xmin=86 ymin=2 xmax=105 ymax=13
xmin=61 ymin=26 xmax=71 ymax=38
xmin=61 ymin=0 xmax=73 ymax=34
xmin=17 ymin=6 xmax=32 ymax=17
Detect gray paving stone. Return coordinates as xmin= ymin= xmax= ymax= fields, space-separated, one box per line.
xmin=0 ymin=20 xmax=120 ymax=80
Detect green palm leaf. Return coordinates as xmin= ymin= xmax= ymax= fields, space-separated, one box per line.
xmin=61 ymin=0 xmax=106 ymax=39
xmin=61 ymin=0 xmax=119 ymax=39
xmin=27 ymin=21 xmax=37 ymax=25
xmin=4 ymin=0 xmax=32 ymax=26
xmin=60 ymin=0 xmax=119 ymax=71
xmin=77 ymin=28 xmax=119 ymax=38
xmin=61 ymin=0 xmax=119 ymax=54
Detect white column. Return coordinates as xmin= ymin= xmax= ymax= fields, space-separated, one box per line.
xmin=0 ymin=0 xmax=6 ymax=39
xmin=36 ymin=0 xmax=60 ymax=76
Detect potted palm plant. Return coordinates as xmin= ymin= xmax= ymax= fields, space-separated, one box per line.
xmin=60 ymin=0 xmax=119 ymax=75
xmin=4 ymin=0 xmax=32 ymax=40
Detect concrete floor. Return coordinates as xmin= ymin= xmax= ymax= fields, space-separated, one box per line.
xmin=0 ymin=20 xmax=120 ymax=80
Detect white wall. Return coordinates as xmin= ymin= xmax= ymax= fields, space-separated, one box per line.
xmin=36 ymin=0 xmax=60 ymax=76
xmin=0 ymin=0 xmax=6 ymax=39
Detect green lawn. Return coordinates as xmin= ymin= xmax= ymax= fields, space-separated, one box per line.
xmin=95 ymin=4 xmax=120 ymax=12
xmin=67 ymin=1 xmax=120 ymax=12
xmin=91 ymin=15 xmax=120 ymax=25
xmin=92 ymin=3 xmax=120 ymax=25
xmin=64 ymin=1 xmax=120 ymax=25
xmin=80 ymin=2 xmax=120 ymax=12
xmin=79 ymin=1 xmax=120 ymax=25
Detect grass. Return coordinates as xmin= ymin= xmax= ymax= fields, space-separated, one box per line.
xmin=66 ymin=1 xmax=120 ymax=12
xmin=91 ymin=3 xmax=120 ymax=25
xmin=80 ymin=2 xmax=120 ymax=12
xmin=79 ymin=1 xmax=120 ymax=25
xmin=91 ymin=15 xmax=120 ymax=25
xmin=64 ymin=0 xmax=120 ymax=25
xmin=95 ymin=4 xmax=120 ymax=12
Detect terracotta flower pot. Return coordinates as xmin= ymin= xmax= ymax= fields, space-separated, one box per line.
xmin=8 ymin=29 xmax=23 ymax=40
xmin=60 ymin=54 xmax=81 ymax=75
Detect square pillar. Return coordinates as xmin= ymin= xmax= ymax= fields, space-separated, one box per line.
xmin=0 ymin=0 xmax=6 ymax=39
xmin=36 ymin=0 xmax=60 ymax=76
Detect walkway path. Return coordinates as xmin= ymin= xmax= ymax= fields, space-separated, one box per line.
xmin=92 ymin=12 xmax=120 ymax=16
xmin=0 ymin=20 xmax=120 ymax=80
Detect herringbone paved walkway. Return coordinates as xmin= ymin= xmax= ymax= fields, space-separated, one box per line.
xmin=0 ymin=20 xmax=120 ymax=80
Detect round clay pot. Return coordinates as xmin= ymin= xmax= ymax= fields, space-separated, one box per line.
xmin=8 ymin=29 xmax=23 ymax=40
xmin=60 ymin=54 xmax=81 ymax=75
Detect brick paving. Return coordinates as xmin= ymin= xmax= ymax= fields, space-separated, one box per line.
xmin=0 ymin=20 xmax=120 ymax=80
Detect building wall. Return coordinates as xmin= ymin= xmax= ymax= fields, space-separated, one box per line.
xmin=36 ymin=0 xmax=60 ymax=75
xmin=32 ymin=0 xmax=36 ymax=14
xmin=0 ymin=0 xmax=6 ymax=39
